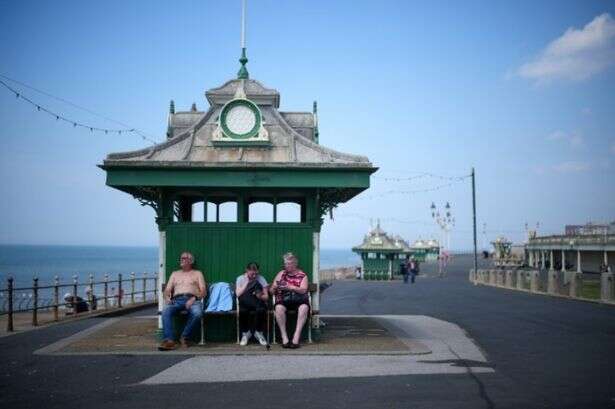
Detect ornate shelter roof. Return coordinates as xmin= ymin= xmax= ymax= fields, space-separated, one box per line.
xmin=352 ymin=222 xmax=409 ymax=253
xmin=102 ymin=79 xmax=372 ymax=170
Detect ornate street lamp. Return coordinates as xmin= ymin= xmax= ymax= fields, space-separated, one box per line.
xmin=431 ymin=202 xmax=455 ymax=251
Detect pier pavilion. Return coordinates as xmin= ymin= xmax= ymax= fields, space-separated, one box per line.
xmin=100 ymin=50 xmax=376 ymax=339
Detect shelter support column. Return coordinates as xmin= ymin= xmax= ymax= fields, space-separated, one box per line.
xmin=361 ymin=256 xmax=365 ymax=280
xmin=561 ymin=250 xmax=566 ymax=272
xmin=549 ymin=251 xmax=554 ymax=271
xmin=157 ymin=230 xmax=166 ymax=330
xmin=155 ymin=190 xmax=172 ymax=332
xmin=312 ymin=231 xmax=320 ymax=328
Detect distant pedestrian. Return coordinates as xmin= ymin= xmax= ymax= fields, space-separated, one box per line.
xmin=64 ymin=293 xmax=88 ymax=314
xmin=401 ymin=256 xmax=409 ymax=284
xmin=355 ymin=266 xmax=362 ymax=280
xmin=85 ymin=287 xmax=97 ymax=311
xmin=409 ymin=257 xmax=419 ymax=284
xmin=439 ymin=252 xmax=450 ymax=278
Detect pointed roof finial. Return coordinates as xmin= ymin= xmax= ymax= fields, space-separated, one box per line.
xmin=313 ymin=100 xmax=319 ymax=143
xmin=169 ymin=100 xmax=175 ymax=114
xmin=191 ymin=102 xmax=197 ymax=112
xmin=237 ymin=0 xmax=249 ymax=79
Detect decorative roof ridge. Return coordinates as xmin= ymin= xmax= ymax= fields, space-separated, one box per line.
xmin=269 ymin=109 xmax=371 ymax=164
xmin=206 ymin=78 xmax=279 ymax=96
xmin=106 ymin=108 xmax=214 ymax=160
xmin=100 ymin=161 xmax=375 ymax=169
xmin=172 ymin=110 xmax=204 ymax=115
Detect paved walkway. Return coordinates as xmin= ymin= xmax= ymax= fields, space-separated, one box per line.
xmin=1 ymin=255 xmax=614 ymax=409
xmin=141 ymin=315 xmax=491 ymax=384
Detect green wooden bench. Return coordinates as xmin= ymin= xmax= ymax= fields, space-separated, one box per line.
xmin=167 ymin=282 xmax=318 ymax=344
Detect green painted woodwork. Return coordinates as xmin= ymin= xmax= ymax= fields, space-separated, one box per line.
xmin=103 ymin=167 xmax=372 ymax=190
xmin=166 ymin=222 xmax=314 ymax=342
xmin=164 ymin=223 xmax=314 ymax=285
xmin=220 ymin=99 xmax=262 ymax=139
xmin=363 ymin=258 xmax=389 ymax=272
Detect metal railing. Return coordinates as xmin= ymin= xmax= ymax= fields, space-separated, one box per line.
xmin=0 ymin=273 xmax=158 ymax=332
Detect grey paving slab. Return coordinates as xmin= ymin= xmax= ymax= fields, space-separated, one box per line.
xmin=140 ymin=315 xmax=493 ymax=384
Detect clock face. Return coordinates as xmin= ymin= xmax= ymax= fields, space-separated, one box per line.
xmin=226 ymin=105 xmax=256 ymax=135
xmin=220 ymin=99 xmax=261 ymax=139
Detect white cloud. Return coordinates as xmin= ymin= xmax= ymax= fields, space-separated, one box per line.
xmin=547 ymin=130 xmax=584 ymax=147
xmin=518 ymin=13 xmax=615 ymax=83
xmin=552 ymin=161 xmax=590 ymax=173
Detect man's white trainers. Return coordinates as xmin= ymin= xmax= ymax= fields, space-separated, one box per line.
xmin=254 ymin=331 xmax=267 ymax=346
xmin=240 ymin=331 xmax=251 ymax=346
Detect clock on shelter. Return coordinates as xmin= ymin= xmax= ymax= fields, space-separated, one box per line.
xmin=99 ymin=6 xmax=376 ymax=341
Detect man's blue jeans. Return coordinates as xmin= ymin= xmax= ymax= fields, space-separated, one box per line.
xmin=162 ymin=295 xmax=203 ymax=341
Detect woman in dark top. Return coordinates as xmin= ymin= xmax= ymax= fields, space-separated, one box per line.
xmin=235 ymin=262 xmax=269 ymax=346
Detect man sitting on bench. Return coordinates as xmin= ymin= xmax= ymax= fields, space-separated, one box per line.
xmin=159 ymin=251 xmax=207 ymax=351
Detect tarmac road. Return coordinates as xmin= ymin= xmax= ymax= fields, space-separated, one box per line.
xmin=1 ymin=255 xmax=614 ymax=409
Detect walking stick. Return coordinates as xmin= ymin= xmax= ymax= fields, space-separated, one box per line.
xmin=265 ymin=301 xmax=271 ymax=350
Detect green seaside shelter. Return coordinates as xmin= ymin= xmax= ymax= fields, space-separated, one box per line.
xmin=99 ymin=56 xmax=377 ymax=337
xmin=352 ymin=221 xmax=411 ymax=280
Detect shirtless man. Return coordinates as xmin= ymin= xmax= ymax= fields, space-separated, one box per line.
xmin=159 ymin=251 xmax=207 ymax=350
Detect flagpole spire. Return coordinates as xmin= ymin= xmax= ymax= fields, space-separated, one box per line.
xmin=237 ymin=0 xmax=249 ymax=79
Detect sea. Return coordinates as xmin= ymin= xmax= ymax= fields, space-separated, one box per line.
xmin=0 ymin=244 xmax=359 ymax=290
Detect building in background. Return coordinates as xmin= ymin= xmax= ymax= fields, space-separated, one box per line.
xmin=565 ymin=221 xmax=615 ymax=236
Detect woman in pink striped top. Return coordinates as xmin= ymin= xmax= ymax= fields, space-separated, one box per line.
xmin=270 ymin=252 xmax=309 ymax=348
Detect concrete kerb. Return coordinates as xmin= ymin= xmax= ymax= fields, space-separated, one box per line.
xmin=601 ymin=273 xmax=615 ymax=302
xmin=470 ymin=269 xmax=615 ymax=307
xmin=516 ymin=270 xmax=525 ymax=290
xmin=547 ymin=269 xmax=560 ymax=295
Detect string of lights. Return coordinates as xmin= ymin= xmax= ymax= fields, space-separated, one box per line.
xmin=0 ymin=76 xmax=159 ymax=145
xmin=332 ymin=213 xmax=528 ymax=235
xmin=372 ymin=173 xmax=471 ymax=182
xmin=357 ymin=180 xmax=467 ymax=200
xmin=337 ymin=213 xmax=435 ymax=226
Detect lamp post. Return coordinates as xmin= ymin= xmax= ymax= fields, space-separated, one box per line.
xmin=431 ymin=202 xmax=455 ymax=252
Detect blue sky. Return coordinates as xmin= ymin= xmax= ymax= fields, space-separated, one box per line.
xmin=0 ymin=0 xmax=614 ymax=250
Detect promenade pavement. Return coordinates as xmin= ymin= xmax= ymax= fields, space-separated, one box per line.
xmin=1 ymin=255 xmax=614 ymax=409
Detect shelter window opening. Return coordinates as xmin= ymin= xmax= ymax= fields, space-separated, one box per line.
xmin=276 ymin=201 xmax=301 ymax=223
